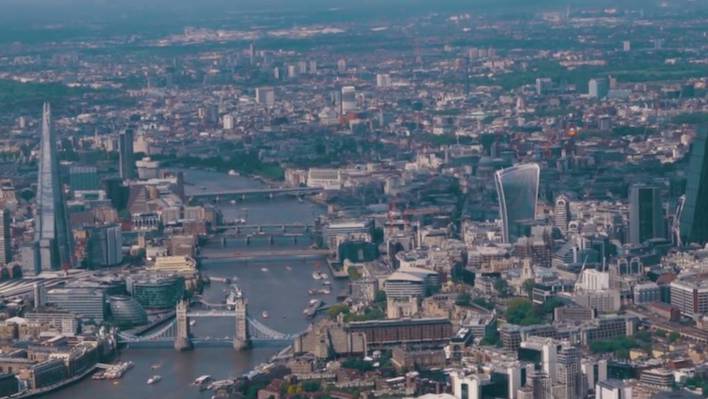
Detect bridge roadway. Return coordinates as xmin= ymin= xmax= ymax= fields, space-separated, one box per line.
xmin=190 ymin=187 xmax=322 ymax=200
xmin=199 ymin=248 xmax=331 ymax=260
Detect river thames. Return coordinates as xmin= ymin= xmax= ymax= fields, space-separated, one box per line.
xmin=49 ymin=169 xmax=341 ymax=398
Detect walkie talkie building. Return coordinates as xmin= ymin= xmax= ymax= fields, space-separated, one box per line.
xmin=495 ymin=163 xmax=540 ymax=243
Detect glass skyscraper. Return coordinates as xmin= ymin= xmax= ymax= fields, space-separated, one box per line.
xmin=495 ymin=163 xmax=540 ymax=243
xmin=680 ymin=126 xmax=708 ymax=245
xmin=629 ymin=184 xmax=664 ymax=245
xmin=35 ymin=103 xmax=73 ymax=271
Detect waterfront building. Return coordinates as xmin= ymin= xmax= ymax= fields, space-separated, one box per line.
xmin=45 ymin=288 xmax=105 ymax=322
xmin=494 ymin=163 xmax=540 ymax=243
xmin=27 ymin=359 xmax=67 ymax=389
xmin=126 ymin=274 xmax=185 ymax=309
xmin=108 ymin=295 xmax=147 ymax=327
xmin=596 ymin=379 xmax=632 ymax=399
xmin=680 ymin=126 xmax=708 ymax=244
xmin=307 ymin=168 xmax=342 ymax=190
xmin=25 ymin=309 xmax=79 ymax=336
xmin=151 ymin=255 xmax=197 ymax=274
xmin=35 ymin=103 xmax=73 ymax=272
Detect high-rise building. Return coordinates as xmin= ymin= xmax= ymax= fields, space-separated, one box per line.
xmin=629 ymin=184 xmax=664 ymax=245
xmin=0 ymin=209 xmax=11 ymax=266
xmin=495 ymin=163 xmax=540 ymax=243
xmin=118 ymin=128 xmax=135 ymax=180
xmin=680 ymin=126 xmax=708 ymax=244
xmin=376 ymin=73 xmax=392 ymax=88
xmin=588 ymin=78 xmax=609 ymax=99
xmin=341 ymin=86 xmax=357 ymax=113
xmin=554 ymin=194 xmax=570 ymax=236
xmin=531 ymin=372 xmax=551 ymax=399
xmin=557 ymin=344 xmax=583 ymax=399
xmin=256 ymin=87 xmax=275 ymax=108
xmin=35 ymin=103 xmax=73 ymax=271
xmin=596 ymin=379 xmax=632 ymax=399
xmin=85 ymin=224 xmax=123 ymax=267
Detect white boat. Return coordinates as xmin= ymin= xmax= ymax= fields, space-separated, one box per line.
xmin=228 ymin=169 xmax=239 ymax=176
xmin=230 ymin=200 xmax=237 ymax=205
xmin=261 ymin=267 xmax=268 ymax=272
xmin=190 ymin=320 xmax=197 ymax=327
xmin=312 ymin=271 xmax=322 ymax=280
xmin=261 ymin=310 xmax=269 ymax=319
xmin=147 ymin=375 xmax=161 ymax=385
xmin=193 ymin=375 xmax=213 ymax=385
xmin=285 ymin=266 xmax=292 ymax=271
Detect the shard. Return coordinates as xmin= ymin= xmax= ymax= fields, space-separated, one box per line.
xmin=35 ymin=102 xmax=73 ymax=271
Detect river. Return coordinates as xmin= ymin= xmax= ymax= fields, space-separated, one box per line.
xmin=48 ymin=169 xmax=339 ymax=398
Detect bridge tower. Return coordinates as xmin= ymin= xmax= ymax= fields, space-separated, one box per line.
xmin=174 ymin=300 xmax=193 ymax=351
xmin=233 ymin=296 xmax=251 ymax=350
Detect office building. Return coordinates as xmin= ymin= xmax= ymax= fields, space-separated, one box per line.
xmin=536 ymin=78 xmax=552 ymax=95
xmin=222 ymin=114 xmax=234 ymax=130
xmin=45 ymin=287 xmax=106 ymax=321
xmin=670 ymin=275 xmax=708 ymax=316
xmin=68 ymin=166 xmax=100 ymax=192
xmin=520 ymin=337 xmax=557 ymax=383
xmin=589 ymin=78 xmax=609 ymax=98
xmin=35 ymin=103 xmax=73 ymax=272
xmin=127 ymin=274 xmax=185 ymax=309
xmin=256 ymin=86 xmax=275 ymax=107
xmin=0 ymin=373 xmax=18 ymax=397
xmin=557 ymin=344 xmax=583 ymax=399
xmin=596 ymin=380 xmax=632 ymax=399
xmin=494 ymin=163 xmax=540 ymax=243
xmin=341 ymin=86 xmax=357 ymax=113
xmin=376 ymin=73 xmax=392 ymax=88
xmin=680 ymin=126 xmax=708 ymax=244
xmin=629 ymin=184 xmax=664 ymax=245
xmin=633 ymin=282 xmax=661 ymax=304
xmin=108 ymin=295 xmax=147 ymax=327
xmin=0 ymin=209 xmax=10 ymax=266
xmin=118 ymin=128 xmax=135 ymax=180
xmin=531 ymin=372 xmax=551 ymax=399
xmin=85 ymin=224 xmax=123 ymax=267
xmin=554 ymin=194 xmax=570 ymax=236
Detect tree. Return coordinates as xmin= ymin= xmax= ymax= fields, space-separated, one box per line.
xmin=522 ymin=279 xmax=535 ymax=298
xmin=493 ymin=277 xmax=511 ymax=297
xmin=668 ymin=332 xmax=680 ymax=343
xmin=327 ymin=304 xmax=350 ymax=319
xmin=455 ymin=292 xmax=471 ymax=307
xmin=505 ymin=298 xmax=541 ymax=325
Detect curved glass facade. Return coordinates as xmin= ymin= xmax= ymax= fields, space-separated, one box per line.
xmin=495 ymin=163 xmax=540 ymax=243
xmin=109 ymin=295 xmax=147 ymax=327
xmin=129 ymin=275 xmax=185 ymax=309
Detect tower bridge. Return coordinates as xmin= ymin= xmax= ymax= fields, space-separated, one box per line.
xmin=116 ymin=298 xmax=299 ymax=351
